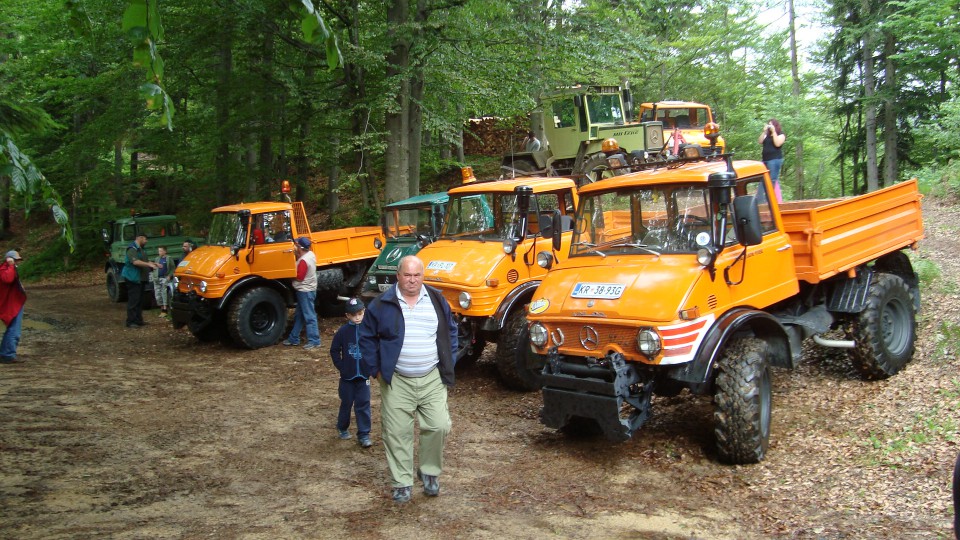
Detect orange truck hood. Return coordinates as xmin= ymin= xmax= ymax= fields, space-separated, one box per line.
xmin=529 ymin=255 xmax=703 ymax=323
xmin=418 ymin=240 xmax=505 ymax=287
xmin=174 ymin=245 xmax=233 ymax=279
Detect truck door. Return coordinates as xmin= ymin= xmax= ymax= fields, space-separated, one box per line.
xmin=721 ymin=176 xmax=799 ymax=307
xmin=251 ymin=211 xmax=297 ymax=280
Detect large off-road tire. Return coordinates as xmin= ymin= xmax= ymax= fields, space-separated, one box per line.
xmin=226 ymin=287 xmax=287 ymax=349
xmin=576 ymin=153 xmax=620 ymax=186
xmin=106 ymin=267 xmax=127 ymax=303
xmin=189 ymin=315 xmax=226 ymax=343
xmin=494 ymin=310 xmax=545 ymax=392
xmin=452 ymin=319 xmax=484 ymax=370
xmin=713 ymin=337 xmax=772 ymax=464
xmin=316 ymin=267 xmax=344 ymax=294
xmin=873 ymin=251 xmax=920 ymax=313
xmin=846 ymin=273 xmax=916 ymax=379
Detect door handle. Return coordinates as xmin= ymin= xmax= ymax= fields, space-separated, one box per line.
xmin=777 ymin=244 xmax=792 ymax=252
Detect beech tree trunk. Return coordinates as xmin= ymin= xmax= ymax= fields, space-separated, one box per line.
xmin=788 ymin=0 xmax=805 ymax=199
xmin=861 ymin=0 xmax=880 ymax=193
xmin=882 ymin=30 xmax=898 ymax=187
xmin=384 ymin=0 xmax=410 ymax=205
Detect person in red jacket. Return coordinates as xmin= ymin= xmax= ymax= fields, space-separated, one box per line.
xmin=1 ymin=250 xmax=27 ymax=363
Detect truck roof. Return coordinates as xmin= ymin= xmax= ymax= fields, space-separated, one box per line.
xmin=385 ymin=192 xmax=449 ymax=208
xmin=212 ymin=202 xmax=293 ymax=214
xmin=639 ymin=101 xmax=713 ymax=109
xmin=577 ymin=159 xmax=769 ymax=195
xmin=450 ymin=176 xmax=578 ymax=195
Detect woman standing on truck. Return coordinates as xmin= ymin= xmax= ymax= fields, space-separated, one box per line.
xmin=758 ymin=118 xmax=786 ymax=202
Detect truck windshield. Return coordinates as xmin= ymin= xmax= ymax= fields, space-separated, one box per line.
xmin=385 ymin=206 xmax=434 ymax=239
xmin=137 ymin=220 xmax=180 ymax=238
xmin=207 ymin=212 xmax=245 ymax=247
xmin=441 ymin=192 xmax=522 ymax=241
xmin=586 ymin=94 xmax=624 ymax=125
xmin=571 ymin=185 xmax=712 ymax=256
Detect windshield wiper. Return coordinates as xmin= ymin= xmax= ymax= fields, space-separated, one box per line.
xmin=607 ymin=240 xmax=661 ymax=257
xmin=574 ymin=241 xmax=606 ymax=258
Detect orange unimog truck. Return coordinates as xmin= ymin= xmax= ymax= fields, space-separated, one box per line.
xmin=415 ymin=169 xmax=579 ymax=390
xmin=525 ymin=154 xmax=924 ymax=464
xmin=171 ymin=195 xmax=383 ymax=349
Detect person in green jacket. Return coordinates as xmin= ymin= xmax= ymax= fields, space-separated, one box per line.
xmin=122 ymin=234 xmax=160 ymax=328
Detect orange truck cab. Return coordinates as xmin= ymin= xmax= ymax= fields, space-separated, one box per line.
xmin=639 ymin=101 xmax=726 ymax=155
xmin=415 ymin=172 xmax=579 ymax=390
xmin=171 ymin=200 xmax=383 ymax=349
xmin=526 ymin=154 xmax=924 ymax=463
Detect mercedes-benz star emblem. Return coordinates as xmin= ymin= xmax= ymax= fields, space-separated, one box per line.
xmin=385 ymin=248 xmax=403 ymax=263
xmin=579 ymin=326 xmax=599 ymax=350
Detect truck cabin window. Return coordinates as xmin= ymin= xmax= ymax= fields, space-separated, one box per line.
xmin=251 ymin=211 xmax=292 ymax=244
xmin=552 ymin=99 xmax=576 ymax=129
xmin=208 ymin=213 xmax=245 ymax=247
xmin=572 ymin=185 xmax=711 ymax=256
xmin=742 ymin=177 xmax=778 ymax=234
xmin=586 ymin=94 xmax=623 ymax=125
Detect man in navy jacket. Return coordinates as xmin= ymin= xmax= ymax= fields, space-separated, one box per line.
xmin=359 ymin=255 xmax=457 ymax=503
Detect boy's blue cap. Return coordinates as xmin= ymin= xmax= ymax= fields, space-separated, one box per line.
xmin=345 ymin=297 xmax=364 ymax=314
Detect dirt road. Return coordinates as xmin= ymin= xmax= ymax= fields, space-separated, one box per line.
xmin=2 ymin=201 xmax=958 ymax=539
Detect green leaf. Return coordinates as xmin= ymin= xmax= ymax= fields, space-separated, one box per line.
xmin=326 ymin=36 xmax=341 ymax=71
xmin=302 ymin=13 xmax=319 ymax=42
xmin=122 ymin=0 xmax=148 ymax=33
xmin=147 ymin=0 xmax=164 ymax=42
xmin=133 ymin=42 xmax=152 ymax=68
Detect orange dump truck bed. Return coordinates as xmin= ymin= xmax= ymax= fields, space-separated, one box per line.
xmin=309 ymin=226 xmax=383 ymax=266
xmin=779 ymin=178 xmax=924 ymax=284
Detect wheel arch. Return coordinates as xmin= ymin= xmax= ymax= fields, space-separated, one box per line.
xmin=483 ymin=280 xmax=540 ymax=332
xmin=667 ymin=307 xmax=792 ymax=393
xmin=218 ymin=276 xmax=295 ymax=311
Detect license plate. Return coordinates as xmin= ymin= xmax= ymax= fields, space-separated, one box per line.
xmin=571 ymin=282 xmax=625 ymax=299
xmin=426 ymin=260 xmax=456 ymax=271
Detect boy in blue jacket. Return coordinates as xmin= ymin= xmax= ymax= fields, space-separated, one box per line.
xmin=330 ymin=297 xmax=372 ymax=448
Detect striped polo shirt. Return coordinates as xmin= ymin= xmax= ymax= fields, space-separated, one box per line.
xmin=395 ymin=285 xmax=440 ymax=378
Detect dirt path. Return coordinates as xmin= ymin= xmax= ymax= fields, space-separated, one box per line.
xmin=1 ymin=200 xmax=958 ymax=539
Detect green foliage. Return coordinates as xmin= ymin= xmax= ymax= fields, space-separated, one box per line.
xmin=122 ymin=0 xmax=174 ymax=130
xmin=1 ymin=0 xmax=956 ymax=270
xmin=911 ymin=257 xmax=941 ymax=288
xmin=931 ymin=322 xmax=960 ymax=365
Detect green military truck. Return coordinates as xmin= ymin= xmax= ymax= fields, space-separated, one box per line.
xmin=500 ymin=84 xmax=665 ymax=181
xmin=102 ymin=213 xmax=201 ymax=303
xmin=360 ymin=191 xmax=450 ymax=301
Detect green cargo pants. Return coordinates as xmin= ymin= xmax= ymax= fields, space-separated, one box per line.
xmin=379 ymin=368 xmax=451 ymax=488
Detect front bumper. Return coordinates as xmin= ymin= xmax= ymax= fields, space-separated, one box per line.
xmin=171 ymin=290 xmax=216 ymax=327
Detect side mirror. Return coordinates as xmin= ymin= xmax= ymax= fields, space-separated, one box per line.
xmin=551 ymin=210 xmax=562 ymax=252
xmin=733 ymin=195 xmax=763 ymax=246
xmin=380 ymin=213 xmax=389 ymax=238
xmin=237 ymin=209 xmax=252 ymax=250
xmin=101 ymin=228 xmax=110 ymax=244
xmin=573 ymin=95 xmax=583 ymax=109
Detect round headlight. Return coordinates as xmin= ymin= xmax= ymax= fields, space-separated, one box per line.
xmin=458 ymin=291 xmax=472 ymax=309
xmin=536 ymin=251 xmax=554 ymax=269
xmin=367 ymin=274 xmax=376 ymax=285
xmin=199 ymin=280 xmax=208 ymax=293
xmin=529 ymin=323 xmax=548 ymax=347
xmin=636 ymin=328 xmax=661 ymax=357
xmin=696 ymin=247 xmax=713 ymax=266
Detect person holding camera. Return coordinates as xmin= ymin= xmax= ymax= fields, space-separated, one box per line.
xmin=758 ymin=118 xmax=786 ymax=202
xmin=1 ymin=250 xmax=26 ymax=363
